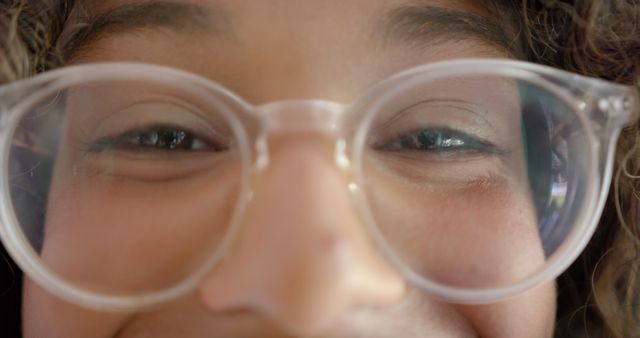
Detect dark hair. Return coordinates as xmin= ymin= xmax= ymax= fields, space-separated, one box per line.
xmin=0 ymin=1 xmax=639 ymax=337
xmin=0 ymin=3 xmax=68 ymax=336
xmin=499 ymin=1 xmax=640 ymax=337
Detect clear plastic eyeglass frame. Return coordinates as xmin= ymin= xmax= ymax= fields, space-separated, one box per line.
xmin=0 ymin=58 xmax=636 ymax=311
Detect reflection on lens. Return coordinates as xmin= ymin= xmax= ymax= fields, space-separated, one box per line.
xmin=8 ymin=80 xmax=244 ymax=295
xmin=361 ymin=74 xmax=589 ymax=289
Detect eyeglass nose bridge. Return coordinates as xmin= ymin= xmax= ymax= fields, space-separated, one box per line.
xmin=252 ymin=100 xmax=349 ymax=172
xmin=256 ymin=99 xmax=346 ymax=132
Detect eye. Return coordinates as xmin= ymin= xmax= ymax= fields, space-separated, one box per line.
xmin=374 ymin=127 xmax=507 ymax=156
xmin=86 ymin=124 xmax=228 ymax=153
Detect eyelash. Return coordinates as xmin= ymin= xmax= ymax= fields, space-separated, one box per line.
xmin=373 ymin=127 xmax=508 ymax=156
xmin=84 ymin=124 xmax=227 ymax=153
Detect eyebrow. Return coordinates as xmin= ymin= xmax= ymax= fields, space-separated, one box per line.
xmin=63 ymin=2 xmax=521 ymax=60
xmin=62 ymin=2 xmax=227 ymax=60
xmin=381 ymin=5 xmax=521 ymax=57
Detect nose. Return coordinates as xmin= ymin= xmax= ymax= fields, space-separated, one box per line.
xmin=198 ymin=134 xmax=405 ymax=336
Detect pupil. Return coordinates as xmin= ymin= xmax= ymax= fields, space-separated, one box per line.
xmin=137 ymin=131 xmax=159 ymax=147
xmin=130 ymin=128 xmax=193 ymax=150
xmin=400 ymin=131 xmax=447 ymax=151
xmin=418 ymin=131 xmax=441 ymax=150
xmin=158 ymin=129 xmax=188 ymax=149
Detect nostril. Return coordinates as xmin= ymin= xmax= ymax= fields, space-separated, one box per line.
xmin=197 ymin=228 xmax=405 ymax=335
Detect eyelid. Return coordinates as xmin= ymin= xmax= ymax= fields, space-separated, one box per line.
xmin=75 ymin=98 xmax=234 ymax=149
xmin=68 ymin=88 xmax=234 ymax=136
xmin=368 ymin=99 xmax=504 ymax=148
xmin=373 ymin=99 xmax=492 ymax=131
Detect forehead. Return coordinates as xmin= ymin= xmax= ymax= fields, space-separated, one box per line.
xmin=65 ymin=0 xmax=518 ymax=102
xmin=70 ymin=0 xmax=517 ymax=58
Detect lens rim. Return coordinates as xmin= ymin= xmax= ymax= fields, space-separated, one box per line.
xmin=0 ymin=64 xmax=254 ymax=310
xmin=349 ymin=59 xmax=601 ymax=304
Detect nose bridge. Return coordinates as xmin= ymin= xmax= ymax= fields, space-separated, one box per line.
xmin=198 ymin=102 xmax=405 ymax=335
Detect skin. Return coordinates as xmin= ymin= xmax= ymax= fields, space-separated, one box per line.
xmin=22 ymin=0 xmax=557 ymax=337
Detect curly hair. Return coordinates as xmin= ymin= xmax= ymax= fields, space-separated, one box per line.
xmin=507 ymin=1 xmax=640 ymax=337
xmin=0 ymin=1 xmax=639 ymax=337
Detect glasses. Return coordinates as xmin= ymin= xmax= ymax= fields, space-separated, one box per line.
xmin=0 ymin=58 xmax=635 ymax=310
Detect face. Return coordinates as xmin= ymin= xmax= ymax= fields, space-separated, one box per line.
xmin=21 ymin=0 xmax=557 ymax=337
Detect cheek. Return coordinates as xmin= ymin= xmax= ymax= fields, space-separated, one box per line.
xmin=22 ymin=278 xmax=130 ymax=338
xmin=41 ymin=166 xmax=240 ymax=294
xmin=365 ymin=170 xmax=544 ymax=289
xmin=457 ymin=281 xmax=556 ymax=338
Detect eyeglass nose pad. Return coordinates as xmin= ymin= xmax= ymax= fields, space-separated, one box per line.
xmin=253 ymin=100 xmax=347 ymax=172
